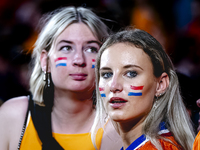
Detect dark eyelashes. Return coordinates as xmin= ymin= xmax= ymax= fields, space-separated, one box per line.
xmin=125 ymin=70 xmax=137 ymax=78
xmin=101 ymin=72 xmax=113 ymax=79
xmin=86 ymin=47 xmax=99 ymax=53
xmin=58 ymin=46 xmax=99 ymax=52
xmin=59 ymin=45 xmax=72 ymax=51
xmin=100 ymin=70 xmax=137 ymax=79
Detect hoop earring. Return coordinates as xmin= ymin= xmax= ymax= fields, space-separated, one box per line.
xmin=43 ymin=72 xmax=54 ymax=111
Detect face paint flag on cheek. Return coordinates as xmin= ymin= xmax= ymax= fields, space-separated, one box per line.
xmin=128 ymin=85 xmax=144 ymax=96
xmin=92 ymin=59 xmax=95 ymax=68
xmin=99 ymin=87 xmax=106 ymax=97
xmin=55 ymin=57 xmax=67 ymax=68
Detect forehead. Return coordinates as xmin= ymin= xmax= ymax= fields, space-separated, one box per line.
xmin=100 ymin=43 xmax=152 ymax=69
xmin=55 ymin=23 xmax=98 ymax=43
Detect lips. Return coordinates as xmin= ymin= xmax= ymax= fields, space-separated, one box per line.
xmin=109 ymin=97 xmax=128 ymax=109
xmin=69 ymin=73 xmax=87 ymax=81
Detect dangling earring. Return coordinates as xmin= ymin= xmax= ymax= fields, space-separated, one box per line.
xmin=43 ymin=72 xmax=54 ymax=110
xmin=92 ymin=89 xmax=96 ymax=106
xmin=152 ymin=99 xmax=159 ymax=110
xmin=43 ymin=71 xmax=46 ymax=81
xmin=47 ymin=72 xmax=50 ymax=87
xmin=152 ymin=92 xmax=165 ymax=111
xmin=104 ymin=113 xmax=108 ymax=123
xmin=152 ymin=94 xmax=160 ymax=111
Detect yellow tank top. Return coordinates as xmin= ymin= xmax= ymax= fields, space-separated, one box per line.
xmin=20 ymin=113 xmax=103 ymax=150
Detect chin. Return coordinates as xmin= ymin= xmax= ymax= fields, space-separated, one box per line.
xmin=70 ymin=87 xmax=89 ymax=92
xmin=72 ymin=85 xmax=94 ymax=93
xmin=109 ymin=113 xmax=127 ymax=122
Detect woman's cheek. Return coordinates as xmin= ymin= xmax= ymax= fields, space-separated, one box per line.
xmin=128 ymin=85 xmax=144 ymax=97
xmin=54 ymin=57 xmax=67 ymax=68
xmin=99 ymin=87 xmax=106 ymax=98
xmin=91 ymin=59 xmax=95 ymax=69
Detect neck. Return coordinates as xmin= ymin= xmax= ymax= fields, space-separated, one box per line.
xmin=115 ymin=120 xmax=144 ymax=149
xmin=51 ymin=88 xmax=95 ymax=134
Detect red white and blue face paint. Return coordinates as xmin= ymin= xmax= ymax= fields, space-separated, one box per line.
xmin=128 ymin=85 xmax=144 ymax=96
xmin=99 ymin=87 xmax=106 ymax=97
xmin=92 ymin=59 xmax=95 ymax=68
xmin=55 ymin=57 xmax=67 ymax=68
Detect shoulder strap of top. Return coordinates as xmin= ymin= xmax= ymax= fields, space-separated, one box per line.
xmin=30 ymin=97 xmax=64 ymax=150
xmin=17 ymin=95 xmax=32 ymax=150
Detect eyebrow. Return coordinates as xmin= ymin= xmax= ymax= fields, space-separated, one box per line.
xmin=100 ymin=65 xmax=143 ymax=71
xmin=57 ymin=40 xmax=101 ymax=46
xmin=123 ymin=64 xmax=143 ymax=70
xmin=88 ymin=40 xmax=101 ymax=46
xmin=100 ymin=67 xmax=111 ymax=71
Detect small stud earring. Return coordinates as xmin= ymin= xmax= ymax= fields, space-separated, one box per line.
xmin=155 ymin=93 xmax=164 ymax=99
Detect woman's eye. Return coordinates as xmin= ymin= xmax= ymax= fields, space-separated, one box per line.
xmin=126 ymin=71 xmax=137 ymax=78
xmin=86 ymin=47 xmax=98 ymax=53
xmin=101 ymin=72 xmax=113 ymax=79
xmin=60 ymin=46 xmax=72 ymax=51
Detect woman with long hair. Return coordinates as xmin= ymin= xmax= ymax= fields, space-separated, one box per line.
xmin=92 ymin=28 xmax=195 ymax=150
xmin=0 ymin=6 xmax=122 ymax=150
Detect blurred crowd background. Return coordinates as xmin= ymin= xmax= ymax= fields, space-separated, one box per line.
xmin=0 ymin=0 xmax=200 ymax=132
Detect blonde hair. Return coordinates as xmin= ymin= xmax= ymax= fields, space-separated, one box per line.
xmin=30 ymin=6 xmax=109 ymax=103
xmin=91 ymin=28 xmax=195 ymax=150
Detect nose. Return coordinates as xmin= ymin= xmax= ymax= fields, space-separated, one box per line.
xmin=73 ymin=50 xmax=86 ymax=67
xmin=110 ymin=75 xmax=123 ymax=93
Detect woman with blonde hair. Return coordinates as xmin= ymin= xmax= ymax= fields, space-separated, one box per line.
xmin=0 ymin=6 xmax=122 ymax=150
xmin=92 ymin=28 xmax=195 ymax=150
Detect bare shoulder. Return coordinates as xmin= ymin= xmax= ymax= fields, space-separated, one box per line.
xmin=0 ymin=96 xmax=29 ymax=150
xmin=100 ymin=119 xmax=123 ymax=150
xmin=0 ymin=96 xmax=28 ymax=120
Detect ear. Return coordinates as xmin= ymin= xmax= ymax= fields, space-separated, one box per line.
xmin=40 ymin=50 xmax=50 ymax=72
xmin=155 ymin=72 xmax=169 ymax=96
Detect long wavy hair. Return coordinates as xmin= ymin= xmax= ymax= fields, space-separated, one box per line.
xmin=30 ymin=6 xmax=109 ymax=103
xmin=91 ymin=28 xmax=195 ymax=150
